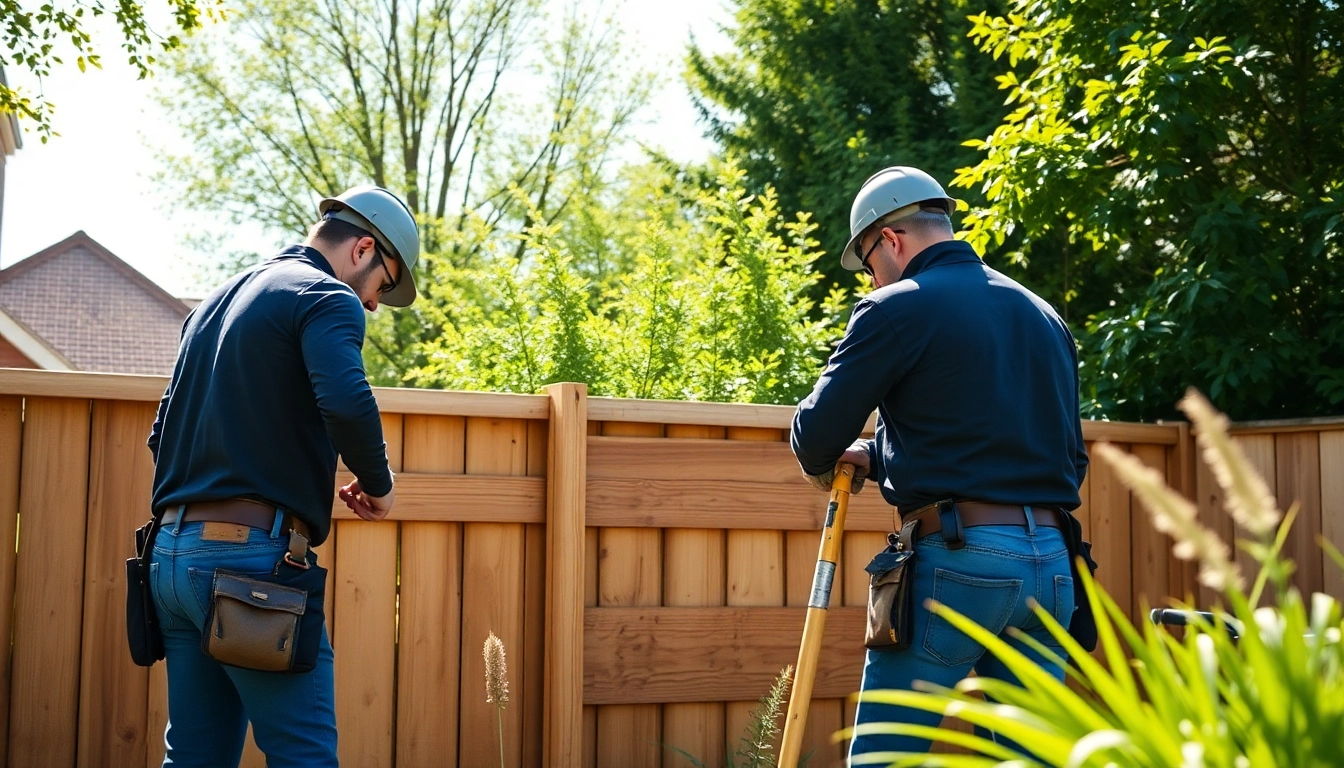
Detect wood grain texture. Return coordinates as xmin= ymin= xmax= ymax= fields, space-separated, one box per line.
xmin=584 ymin=607 xmax=866 ymax=704
xmin=78 ymin=400 xmax=157 ymax=767
xmin=0 ymin=397 xmax=22 ymax=763
xmin=460 ymin=417 xmax=528 ymax=768
xmin=331 ymin=473 xmax=545 ymax=522
xmin=397 ymin=414 xmax=465 ymax=768
xmin=1234 ymin=434 xmax=1277 ymax=589
xmin=586 ymin=477 xmax=896 ymax=530
xmin=1130 ymin=444 xmax=1173 ymax=616
xmin=662 ymin=527 xmax=726 ymax=766
xmin=333 ymin=413 xmax=400 ymax=768
xmin=146 ymin=663 xmax=167 ymax=767
xmin=1321 ymin=432 xmax=1344 ymax=601
xmin=9 ymin=397 xmax=90 ymax=768
xmin=524 ymin=418 xmax=547 ymax=768
xmin=1087 ymin=443 xmax=1132 ymax=620
xmin=545 ymin=386 xmax=585 ymax=768
xmin=1276 ymin=432 xmax=1323 ymax=598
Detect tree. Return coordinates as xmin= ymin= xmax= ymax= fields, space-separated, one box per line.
xmin=955 ymin=0 xmax=1344 ymax=420
xmin=1 ymin=0 xmax=225 ymax=139
xmin=687 ymin=0 xmax=1010 ymax=292
xmin=155 ymin=0 xmax=650 ymax=381
xmin=406 ymin=161 xmax=848 ymax=404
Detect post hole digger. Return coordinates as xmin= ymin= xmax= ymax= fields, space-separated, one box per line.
xmin=779 ymin=463 xmax=855 ymax=767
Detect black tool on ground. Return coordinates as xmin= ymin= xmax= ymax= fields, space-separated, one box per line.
xmin=1150 ymin=608 xmax=1242 ymax=641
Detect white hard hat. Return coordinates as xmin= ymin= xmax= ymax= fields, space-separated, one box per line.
xmin=840 ymin=166 xmax=958 ymax=271
xmin=318 ymin=185 xmax=420 ymax=307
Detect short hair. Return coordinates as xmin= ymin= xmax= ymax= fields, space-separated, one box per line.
xmin=307 ymin=217 xmax=375 ymax=249
xmin=870 ymin=206 xmax=952 ymax=241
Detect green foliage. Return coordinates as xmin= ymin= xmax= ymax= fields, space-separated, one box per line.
xmin=953 ymin=0 xmax=1344 ymax=421
xmin=0 ymin=0 xmax=225 ymax=139
xmin=687 ymin=0 xmax=1011 ymax=293
xmin=403 ymin=161 xmax=847 ymax=405
xmin=850 ymin=390 xmax=1344 ymax=767
xmin=665 ymin=665 xmax=801 ymax=768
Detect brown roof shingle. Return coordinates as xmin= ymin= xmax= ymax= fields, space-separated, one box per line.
xmin=0 ymin=232 xmax=189 ymax=375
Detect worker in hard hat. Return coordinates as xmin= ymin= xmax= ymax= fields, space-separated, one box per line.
xmin=144 ymin=186 xmax=419 ymax=766
xmin=790 ymin=167 xmax=1091 ymax=760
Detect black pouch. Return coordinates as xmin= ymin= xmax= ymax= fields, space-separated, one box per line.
xmin=126 ymin=515 xmax=165 ymax=667
xmin=864 ymin=521 xmax=920 ymax=650
xmin=201 ymin=531 xmax=327 ymax=674
xmin=1060 ymin=511 xmax=1100 ymax=651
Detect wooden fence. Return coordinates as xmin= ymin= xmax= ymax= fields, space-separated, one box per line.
xmin=0 ymin=369 xmax=1338 ymax=768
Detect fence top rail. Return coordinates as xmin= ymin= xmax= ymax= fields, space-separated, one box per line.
xmin=0 ymin=368 xmax=549 ymax=419
xmin=1227 ymin=415 xmax=1344 ymax=436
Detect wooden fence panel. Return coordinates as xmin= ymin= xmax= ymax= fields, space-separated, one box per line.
xmin=459 ymin=417 xmax=528 ymax=768
xmin=10 ymin=398 xmax=91 ymax=768
xmin=78 ymin=401 xmax=157 ymax=767
xmin=397 ymin=414 xmax=465 ymax=768
xmin=1276 ymin=432 xmax=1323 ymax=598
xmin=524 ymin=418 xmax=548 ymax=768
xmin=1087 ymin=443 xmax=1133 ymax=620
xmin=0 ymin=397 xmax=21 ymax=765
xmin=1235 ymin=435 xmax=1277 ymax=590
xmin=1321 ymin=432 xmax=1344 ymax=600
xmin=1130 ymin=444 xmax=1172 ymax=615
xmin=333 ymin=413 xmax=401 ymax=768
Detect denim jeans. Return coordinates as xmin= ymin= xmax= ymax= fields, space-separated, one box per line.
xmin=848 ymin=522 xmax=1075 ymax=763
xmin=150 ymin=515 xmax=337 ymax=767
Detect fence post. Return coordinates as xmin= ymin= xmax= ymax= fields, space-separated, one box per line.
xmin=544 ymin=383 xmax=587 ymax=767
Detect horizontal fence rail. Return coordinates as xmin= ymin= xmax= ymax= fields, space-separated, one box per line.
xmin=0 ymin=369 xmax=1336 ymax=767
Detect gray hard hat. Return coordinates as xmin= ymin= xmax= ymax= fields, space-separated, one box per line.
xmin=318 ymin=185 xmax=420 ymax=307
xmin=840 ymin=166 xmax=958 ymax=271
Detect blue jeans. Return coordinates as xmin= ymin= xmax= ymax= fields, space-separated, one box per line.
xmin=848 ymin=522 xmax=1075 ymax=763
xmin=150 ymin=516 xmax=337 ymax=767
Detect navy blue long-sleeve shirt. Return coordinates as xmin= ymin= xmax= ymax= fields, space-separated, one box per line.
xmin=149 ymin=245 xmax=393 ymax=545
xmin=791 ymin=240 xmax=1088 ymax=513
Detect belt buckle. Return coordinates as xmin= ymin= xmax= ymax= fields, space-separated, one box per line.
xmin=937 ymin=500 xmax=965 ymax=550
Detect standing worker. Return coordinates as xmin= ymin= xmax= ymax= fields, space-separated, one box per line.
xmin=146 ymin=186 xmax=419 ymax=766
xmin=790 ymin=166 xmax=1089 ymax=760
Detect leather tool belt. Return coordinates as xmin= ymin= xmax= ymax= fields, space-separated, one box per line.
xmin=162 ymin=499 xmax=311 ymax=542
xmin=904 ymin=500 xmax=1061 ymax=548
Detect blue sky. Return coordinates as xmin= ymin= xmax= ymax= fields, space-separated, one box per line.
xmin=0 ymin=0 xmax=731 ymax=296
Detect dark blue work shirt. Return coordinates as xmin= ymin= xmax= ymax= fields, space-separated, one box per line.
xmin=791 ymin=240 xmax=1088 ymax=513
xmin=149 ymin=245 xmax=393 ymax=545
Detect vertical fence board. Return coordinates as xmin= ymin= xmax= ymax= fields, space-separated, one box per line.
xmin=524 ymin=418 xmax=548 ymax=768
xmin=9 ymin=398 xmax=90 ymax=768
xmin=333 ymin=413 xmax=401 ymax=768
xmin=460 ymin=417 xmax=527 ymax=768
xmin=663 ymin=525 xmax=726 ymax=766
xmin=397 ymin=414 xmax=465 ymax=768
xmin=0 ymin=397 xmax=22 ymax=764
xmin=1193 ymin=439 xmax=1230 ymax=608
xmin=78 ymin=401 xmax=157 ymax=767
xmin=1234 ymin=435 xmax=1277 ymax=592
xmin=146 ymin=663 xmax=168 ymax=768
xmin=723 ymin=426 xmax=787 ymax=756
xmin=596 ymin=421 xmax=663 ymax=767
xmin=1088 ymin=443 xmax=1132 ymax=622
xmin=1130 ymin=444 xmax=1172 ymax=615
xmin=1321 ymin=432 xmax=1344 ymax=600
xmin=1276 ymin=432 xmax=1323 ymax=598
xmin=1168 ymin=425 xmax=1198 ymax=602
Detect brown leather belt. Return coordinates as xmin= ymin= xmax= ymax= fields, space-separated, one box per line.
xmin=905 ymin=501 xmax=1062 ymax=540
xmin=162 ymin=499 xmax=311 ymax=541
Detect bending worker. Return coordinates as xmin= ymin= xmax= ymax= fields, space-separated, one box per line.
xmin=146 ymin=186 xmax=419 ymax=766
xmin=790 ymin=166 xmax=1089 ymax=760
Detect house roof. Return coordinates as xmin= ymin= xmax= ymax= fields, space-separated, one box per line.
xmin=0 ymin=232 xmax=189 ymax=375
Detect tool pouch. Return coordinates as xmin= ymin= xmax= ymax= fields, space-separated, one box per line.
xmin=125 ymin=515 xmax=165 ymax=667
xmin=864 ymin=520 xmax=920 ymax=650
xmin=202 ymin=532 xmax=328 ymax=673
xmin=1060 ymin=511 xmax=1100 ymax=651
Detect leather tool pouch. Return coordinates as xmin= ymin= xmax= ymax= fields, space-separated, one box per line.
xmin=1060 ymin=511 xmax=1100 ymax=651
xmin=864 ymin=520 xmax=920 ymax=650
xmin=202 ymin=531 xmax=328 ymax=673
xmin=126 ymin=515 xmax=165 ymax=667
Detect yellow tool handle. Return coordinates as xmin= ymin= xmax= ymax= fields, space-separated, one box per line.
xmin=779 ymin=464 xmax=854 ymax=768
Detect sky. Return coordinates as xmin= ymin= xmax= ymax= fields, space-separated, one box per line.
xmin=0 ymin=0 xmax=733 ymax=297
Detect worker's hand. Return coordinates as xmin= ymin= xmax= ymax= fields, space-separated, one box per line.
xmin=802 ymin=442 xmax=870 ymax=494
xmin=340 ymin=478 xmax=395 ymax=521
